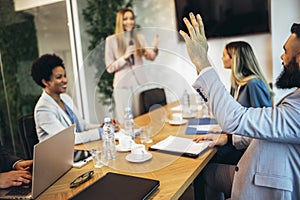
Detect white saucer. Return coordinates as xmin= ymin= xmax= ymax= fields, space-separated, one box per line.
xmin=126 ymin=153 xmax=152 ymax=163
xmin=116 ymin=145 xmax=131 ymax=152
xmin=168 ymin=119 xmax=187 ymax=125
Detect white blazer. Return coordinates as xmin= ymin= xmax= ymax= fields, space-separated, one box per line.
xmin=193 ymin=68 xmax=300 ymax=200
xmin=34 ymin=91 xmax=100 ymax=144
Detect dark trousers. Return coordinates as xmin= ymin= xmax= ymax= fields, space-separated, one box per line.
xmin=194 ymin=144 xmax=245 ymax=200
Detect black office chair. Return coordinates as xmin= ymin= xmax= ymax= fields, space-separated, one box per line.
xmin=18 ymin=114 xmax=39 ymax=159
xmin=140 ymin=88 xmax=167 ymax=115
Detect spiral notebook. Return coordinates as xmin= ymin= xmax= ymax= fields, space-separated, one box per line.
xmin=69 ymin=172 xmax=160 ymax=200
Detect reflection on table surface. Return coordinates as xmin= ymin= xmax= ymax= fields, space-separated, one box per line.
xmin=36 ymin=102 xmax=218 ymax=200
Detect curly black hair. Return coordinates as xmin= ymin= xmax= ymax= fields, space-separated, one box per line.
xmin=31 ymin=54 xmax=65 ymax=88
xmin=291 ymin=23 xmax=300 ymax=38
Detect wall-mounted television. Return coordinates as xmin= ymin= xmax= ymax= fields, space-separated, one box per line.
xmin=175 ymin=0 xmax=270 ymax=39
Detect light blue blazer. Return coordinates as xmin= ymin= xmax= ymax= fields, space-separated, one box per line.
xmin=34 ymin=91 xmax=101 ymax=144
xmin=193 ymin=68 xmax=300 ymax=200
xmin=232 ymin=78 xmax=272 ymax=149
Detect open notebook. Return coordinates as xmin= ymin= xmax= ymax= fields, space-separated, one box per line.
xmin=149 ymin=136 xmax=211 ymax=158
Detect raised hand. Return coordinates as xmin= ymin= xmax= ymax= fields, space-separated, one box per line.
xmin=179 ymin=13 xmax=211 ymax=74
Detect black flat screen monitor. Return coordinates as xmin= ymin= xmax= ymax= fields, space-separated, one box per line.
xmin=175 ymin=0 xmax=270 ymax=39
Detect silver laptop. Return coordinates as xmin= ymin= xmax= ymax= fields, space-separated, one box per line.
xmin=0 ymin=125 xmax=75 ymax=199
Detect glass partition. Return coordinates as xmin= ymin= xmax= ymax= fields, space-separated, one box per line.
xmin=0 ymin=0 xmax=73 ymax=157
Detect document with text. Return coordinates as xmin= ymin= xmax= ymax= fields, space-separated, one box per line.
xmin=149 ymin=136 xmax=211 ymax=158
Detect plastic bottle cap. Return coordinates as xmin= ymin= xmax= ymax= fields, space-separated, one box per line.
xmin=125 ymin=107 xmax=131 ymax=112
xmin=104 ymin=117 xmax=111 ymax=123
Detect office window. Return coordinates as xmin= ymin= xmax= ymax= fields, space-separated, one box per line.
xmin=0 ymin=0 xmax=73 ymax=157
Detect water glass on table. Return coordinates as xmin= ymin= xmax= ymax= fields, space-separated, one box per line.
xmin=91 ymin=148 xmax=107 ymax=168
xmin=140 ymin=126 xmax=153 ymax=144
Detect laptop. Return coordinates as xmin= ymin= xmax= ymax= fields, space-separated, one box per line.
xmin=69 ymin=172 xmax=160 ymax=200
xmin=0 ymin=125 xmax=75 ymax=199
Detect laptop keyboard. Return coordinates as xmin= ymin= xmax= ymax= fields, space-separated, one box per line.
xmin=6 ymin=184 xmax=31 ymax=196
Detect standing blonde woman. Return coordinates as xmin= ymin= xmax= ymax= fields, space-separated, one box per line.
xmin=105 ymin=8 xmax=159 ymax=122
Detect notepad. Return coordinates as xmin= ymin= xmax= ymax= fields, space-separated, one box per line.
xmin=185 ymin=118 xmax=222 ymax=134
xmin=149 ymin=136 xmax=211 ymax=158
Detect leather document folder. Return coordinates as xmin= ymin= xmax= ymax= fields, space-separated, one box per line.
xmin=69 ymin=172 xmax=160 ymax=200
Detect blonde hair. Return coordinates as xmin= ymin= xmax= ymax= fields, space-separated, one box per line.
xmin=115 ymin=8 xmax=143 ymax=56
xmin=225 ymin=41 xmax=274 ymax=97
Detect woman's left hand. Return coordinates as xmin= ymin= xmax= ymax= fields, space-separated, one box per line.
xmin=144 ymin=50 xmax=156 ymax=60
xmin=144 ymin=34 xmax=159 ymax=60
xmin=153 ymin=34 xmax=159 ymax=49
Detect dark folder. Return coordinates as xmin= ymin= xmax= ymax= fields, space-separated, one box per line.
xmin=185 ymin=118 xmax=222 ymax=134
xmin=69 ymin=172 xmax=160 ymax=200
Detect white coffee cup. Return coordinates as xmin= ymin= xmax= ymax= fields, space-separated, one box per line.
xmin=131 ymin=144 xmax=147 ymax=159
xmin=172 ymin=113 xmax=183 ymax=122
xmin=119 ymin=134 xmax=133 ymax=149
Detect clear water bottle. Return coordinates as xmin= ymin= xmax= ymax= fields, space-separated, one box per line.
xmin=102 ymin=117 xmax=116 ymax=160
xmin=123 ymin=107 xmax=135 ymax=140
xmin=182 ymin=89 xmax=191 ymax=116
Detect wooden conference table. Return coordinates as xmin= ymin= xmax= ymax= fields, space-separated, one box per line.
xmin=36 ymin=103 xmax=218 ymax=200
